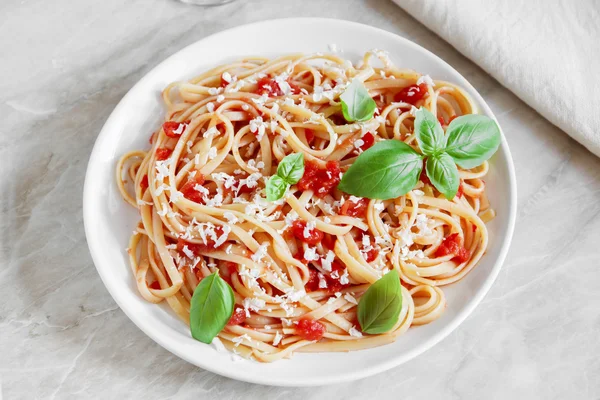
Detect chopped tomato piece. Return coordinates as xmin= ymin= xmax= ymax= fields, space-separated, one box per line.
xmin=227 ymin=307 xmax=247 ymax=326
xmin=149 ymin=281 xmax=161 ymax=290
xmin=359 ymin=132 xmax=375 ymax=151
xmin=305 ymin=267 xmax=320 ymax=292
xmin=220 ymin=75 xmax=229 ymax=88
xmin=291 ymin=220 xmax=324 ymax=245
xmin=340 ymin=197 xmax=369 ymax=217
xmin=420 ymin=160 xmax=431 ymax=184
xmin=438 ymin=116 xmax=445 ymax=126
xmin=149 ymin=131 xmax=157 ymax=144
xmin=363 ymin=247 xmax=379 ymax=263
xmin=162 ymin=121 xmax=186 ymax=138
xmin=456 ymin=182 xmax=464 ymax=199
xmin=293 ymin=251 xmax=308 ymax=265
xmin=435 ymin=233 xmax=470 ymax=263
xmin=297 ymin=159 xmax=341 ymax=198
xmin=296 ymin=318 xmax=326 ymax=341
xmin=305 ymin=128 xmax=315 ymax=145
xmin=324 ymin=261 xmax=349 ymax=293
xmin=472 ymin=224 xmax=477 ymax=232
xmin=255 ymin=76 xmax=283 ymax=97
xmin=180 ymin=173 xmax=206 ymax=203
xmin=394 ymin=83 xmax=428 ymax=105
xmin=155 ymin=148 xmax=172 ymax=161
xmin=288 ymin=80 xmax=302 ymax=94
xmin=140 ymin=175 xmax=149 ymax=192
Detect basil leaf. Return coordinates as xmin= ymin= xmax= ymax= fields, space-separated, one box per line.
xmin=337 ymin=140 xmax=423 ymax=200
xmin=276 ymin=152 xmax=304 ymax=184
xmin=189 ymin=272 xmax=234 ymax=344
xmin=357 ymin=269 xmax=402 ymax=334
xmin=414 ymin=107 xmax=446 ymax=156
xmin=340 ymin=80 xmax=377 ymax=122
xmin=426 ymin=153 xmax=460 ymax=200
xmin=266 ymin=175 xmax=288 ymax=201
xmin=444 ymin=114 xmax=501 ymax=169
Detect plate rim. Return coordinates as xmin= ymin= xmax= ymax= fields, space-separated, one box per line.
xmin=83 ymin=17 xmax=517 ymax=386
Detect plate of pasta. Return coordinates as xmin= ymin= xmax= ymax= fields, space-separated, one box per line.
xmin=84 ymin=18 xmax=516 ymax=386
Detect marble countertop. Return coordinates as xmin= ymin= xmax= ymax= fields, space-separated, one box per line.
xmin=1 ymin=0 xmax=599 ymax=398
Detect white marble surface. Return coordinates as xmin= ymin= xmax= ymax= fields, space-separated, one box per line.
xmin=1 ymin=0 xmax=599 ymax=398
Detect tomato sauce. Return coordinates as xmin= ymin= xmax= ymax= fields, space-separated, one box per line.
xmin=291 ymin=220 xmax=324 ymax=245
xmin=359 ymin=132 xmax=375 ymax=151
xmin=180 ymin=173 xmax=206 ymax=203
xmin=296 ymin=318 xmax=326 ymax=341
xmin=340 ymin=197 xmax=369 ymax=217
xmin=155 ymin=148 xmax=172 ymax=161
xmin=162 ymin=121 xmax=186 ymax=138
xmin=394 ymin=83 xmax=428 ymax=105
xmin=227 ymin=307 xmax=247 ymax=326
xmin=297 ymin=159 xmax=341 ymax=197
xmin=140 ymin=175 xmax=149 ymax=192
xmin=435 ymin=233 xmax=470 ymax=263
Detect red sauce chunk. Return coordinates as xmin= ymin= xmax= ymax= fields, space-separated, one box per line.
xmin=227 ymin=307 xmax=247 ymax=326
xmin=340 ymin=197 xmax=369 ymax=217
xmin=296 ymin=318 xmax=326 ymax=341
xmin=420 ymin=161 xmax=431 ymax=185
xmin=140 ymin=175 xmax=149 ymax=192
xmin=155 ymin=147 xmax=172 ymax=161
xmin=291 ymin=220 xmax=324 ymax=245
xmin=297 ymin=160 xmax=341 ymax=197
xmin=359 ymin=132 xmax=375 ymax=151
xmin=435 ymin=233 xmax=470 ymax=263
xmin=456 ymin=182 xmax=464 ymax=199
xmin=362 ymin=247 xmax=379 ymax=263
xmin=305 ymin=128 xmax=315 ymax=145
xmin=180 ymin=173 xmax=206 ymax=203
xmin=256 ymin=76 xmax=282 ymax=97
xmin=149 ymin=281 xmax=161 ymax=290
xmin=394 ymin=83 xmax=428 ymax=105
xmin=305 ymin=267 xmax=320 ymax=292
xmin=162 ymin=121 xmax=186 ymax=138
xmin=325 ymin=261 xmax=349 ymax=293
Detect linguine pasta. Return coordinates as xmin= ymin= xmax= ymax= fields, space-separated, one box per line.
xmin=116 ymin=51 xmax=494 ymax=362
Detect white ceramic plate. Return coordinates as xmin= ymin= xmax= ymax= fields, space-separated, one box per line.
xmin=83 ymin=18 xmax=517 ymax=386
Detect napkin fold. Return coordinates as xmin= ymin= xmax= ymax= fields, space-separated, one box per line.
xmin=393 ymin=0 xmax=600 ymax=157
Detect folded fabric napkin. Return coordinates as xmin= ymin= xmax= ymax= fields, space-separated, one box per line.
xmin=393 ymin=0 xmax=600 ymax=157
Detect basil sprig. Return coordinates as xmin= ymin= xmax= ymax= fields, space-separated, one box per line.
xmin=337 ymin=140 xmax=422 ymax=200
xmin=444 ymin=114 xmax=502 ymax=169
xmin=357 ymin=269 xmax=402 ymax=334
xmin=266 ymin=153 xmax=304 ymax=201
xmin=340 ymin=80 xmax=377 ymax=122
xmin=190 ymin=272 xmax=234 ymax=344
xmin=338 ymin=107 xmax=501 ymax=200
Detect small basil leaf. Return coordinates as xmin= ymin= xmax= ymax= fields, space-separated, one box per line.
xmin=190 ymin=272 xmax=234 ymax=344
xmin=276 ymin=152 xmax=304 ymax=184
xmin=414 ymin=107 xmax=446 ymax=156
xmin=444 ymin=114 xmax=501 ymax=169
xmin=266 ymin=175 xmax=288 ymax=201
xmin=337 ymin=140 xmax=423 ymax=200
xmin=340 ymin=80 xmax=377 ymax=122
xmin=357 ymin=269 xmax=402 ymax=334
xmin=426 ymin=153 xmax=460 ymax=200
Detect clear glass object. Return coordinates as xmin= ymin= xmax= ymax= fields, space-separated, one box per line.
xmin=178 ymin=0 xmax=236 ymax=5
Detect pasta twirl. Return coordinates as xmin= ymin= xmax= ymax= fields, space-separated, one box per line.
xmin=117 ymin=51 xmax=494 ymax=362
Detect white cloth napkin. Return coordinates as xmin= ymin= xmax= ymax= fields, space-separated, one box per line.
xmin=393 ymin=0 xmax=600 ymax=157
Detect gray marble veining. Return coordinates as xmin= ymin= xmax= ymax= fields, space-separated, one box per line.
xmin=1 ymin=0 xmax=599 ymax=398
